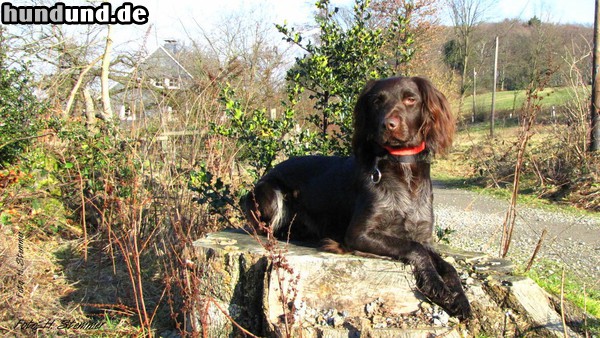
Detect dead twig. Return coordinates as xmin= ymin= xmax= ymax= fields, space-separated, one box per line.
xmin=560 ymin=267 xmax=568 ymax=338
xmin=73 ymin=158 xmax=88 ymax=262
xmin=525 ymin=229 xmax=547 ymax=272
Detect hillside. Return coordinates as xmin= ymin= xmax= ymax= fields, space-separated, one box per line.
xmin=455 ymin=86 xmax=590 ymax=121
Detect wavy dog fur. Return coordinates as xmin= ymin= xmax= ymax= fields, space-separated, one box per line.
xmin=242 ymin=76 xmax=471 ymax=319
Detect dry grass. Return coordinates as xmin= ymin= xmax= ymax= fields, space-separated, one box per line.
xmin=434 ymin=119 xmax=599 ymax=212
xmin=1 ymin=157 xmax=210 ymax=337
xmin=0 ymin=228 xmax=91 ymax=336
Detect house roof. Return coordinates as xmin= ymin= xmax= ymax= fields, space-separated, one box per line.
xmin=138 ymin=44 xmax=194 ymax=80
xmin=104 ymin=42 xmax=194 ymax=101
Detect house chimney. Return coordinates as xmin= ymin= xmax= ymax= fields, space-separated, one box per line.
xmin=164 ymin=39 xmax=179 ymax=55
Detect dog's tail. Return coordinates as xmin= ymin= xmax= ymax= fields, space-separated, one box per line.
xmin=241 ymin=181 xmax=290 ymax=236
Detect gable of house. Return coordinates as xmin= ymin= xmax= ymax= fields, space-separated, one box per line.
xmin=112 ymin=40 xmax=194 ymax=122
xmin=139 ymin=42 xmax=193 ymax=90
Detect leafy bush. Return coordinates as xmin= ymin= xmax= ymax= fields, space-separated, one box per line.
xmin=0 ymin=32 xmax=47 ymax=167
xmin=55 ymin=122 xmax=145 ymax=228
xmin=1 ymin=121 xmax=143 ymax=237
xmin=277 ymin=0 xmax=413 ymax=154
xmin=212 ymin=84 xmax=308 ymax=177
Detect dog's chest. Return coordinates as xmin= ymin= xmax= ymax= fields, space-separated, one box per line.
xmin=370 ymin=179 xmax=433 ymax=241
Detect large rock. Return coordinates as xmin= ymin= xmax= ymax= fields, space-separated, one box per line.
xmin=190 ymin=229 xmax=583 ymax=337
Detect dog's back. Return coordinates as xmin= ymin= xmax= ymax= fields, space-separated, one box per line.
xmin=242 ymin=155 xmax=358 ymax=241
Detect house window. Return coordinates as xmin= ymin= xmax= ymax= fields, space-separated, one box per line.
xmin=166 ymin=77 xmax=180 ymax=89
xmin=119 ymin=104 xmax=135 ymax=121
xmin=150 ymin=77 xmax=179 ymax=89
xmin=151 ymin=78 xmax=164 ymax=88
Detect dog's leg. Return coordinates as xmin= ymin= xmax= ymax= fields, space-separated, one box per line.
xmin=405 ymin=245 xmax=469 ymax=320
xmin=426 ymin=249 xmax=472 ymax=319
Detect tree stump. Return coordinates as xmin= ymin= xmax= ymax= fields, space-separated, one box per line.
xmin=190 ymin=229 xmax=583 ymax=337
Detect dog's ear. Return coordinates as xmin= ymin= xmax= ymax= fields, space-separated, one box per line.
xmin=412 ymin=77 xmax=455 ymax=155
xmin=352 ymin=80 xmax=378 ymax=158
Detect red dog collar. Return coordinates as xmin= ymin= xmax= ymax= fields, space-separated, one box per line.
xmin=384 ymin=141 xmax=426 ymax=156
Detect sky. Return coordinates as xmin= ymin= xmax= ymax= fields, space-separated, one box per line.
xmin=6 ymin=0 xmax=591 ymax=55
xmin=492 ymin=0 xmax=594 ymax=25
xmin=106 ymin=0 xmax=595 ymax=53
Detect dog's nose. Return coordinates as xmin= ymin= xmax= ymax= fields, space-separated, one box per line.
xmin=385 ymin=117 xmax=399 ymax=131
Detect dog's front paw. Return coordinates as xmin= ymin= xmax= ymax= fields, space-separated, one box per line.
xmin=413 ymin=266 xmax=472 ymax=321
xmin=445 ymin=292 xmax=472 ymax=321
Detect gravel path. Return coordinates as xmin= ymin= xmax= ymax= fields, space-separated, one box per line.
xmin=432 ymin=182 xmax=600 ymax=290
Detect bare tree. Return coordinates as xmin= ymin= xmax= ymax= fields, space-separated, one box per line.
xmin=188 ymin=6 xmax=290 ymax=110
xmin=370 ymin=0 xmax=461 ymax=96
xmin=445 ymin=0 xmax=493 ymax=110
xmin=591 ymin=0 xmax=600 ymax=152
xmin=6 ymin=23 xmax=104 ymax=113
xmin=4 ymin=2 xmax=138 ymax=125
xmin=63 ymin=55 xmax=102 ymax=120
xmin=371 ymin=0 xmax=440 ymax=73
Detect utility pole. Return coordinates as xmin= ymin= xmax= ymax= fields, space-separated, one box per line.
xmin=490 ymin=36 xmax=499 ymax=137
xmin=591 ymin=0 xmax=600 ymax=151
xmin=472 ymin=69 xmax=477 ymax=123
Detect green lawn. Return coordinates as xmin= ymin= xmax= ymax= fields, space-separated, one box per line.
xmin=458 ymin=86 xmax=590 ymax=118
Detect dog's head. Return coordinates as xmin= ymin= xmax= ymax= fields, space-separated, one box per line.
xmin=352 ymin=76 xmax=455 ymax=160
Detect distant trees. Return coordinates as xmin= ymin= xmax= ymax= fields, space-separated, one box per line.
xmin=444 ymin=0 xmax=494 ymax=105
xmin=444 ymin=18 xmax=593 ymax=94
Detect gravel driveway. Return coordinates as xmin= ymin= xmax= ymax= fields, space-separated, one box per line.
xmin=432 ymin=182 xmax=600 ymax=290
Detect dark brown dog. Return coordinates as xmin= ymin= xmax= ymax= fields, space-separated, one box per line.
xmin=242 ymin=76 xmax=471 ymax=319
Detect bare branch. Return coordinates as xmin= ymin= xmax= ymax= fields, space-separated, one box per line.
xmin=100 ymin=25 xmax=114 ymax=120
xmin=63 ymin=55 xmax=103 ymax=119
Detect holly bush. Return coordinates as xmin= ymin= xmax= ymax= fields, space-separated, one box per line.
xmin=0 ymin=32 xmax=47 ymax=167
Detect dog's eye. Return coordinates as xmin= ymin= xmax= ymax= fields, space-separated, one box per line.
xmin=403 ymin=97 xmax=417 ymax=106
xmin=373 ymin=93 xmax=387 ymax=106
